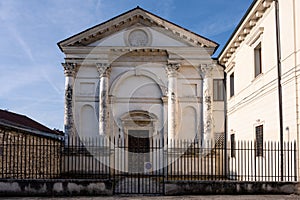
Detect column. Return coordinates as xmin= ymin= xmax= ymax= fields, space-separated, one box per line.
xmin=62 ymin=62 xmax=77 ymax=144
xmin=165 ymin=62 xmax=180 ymax=146
xmin=96 ymin=63 xmax=111 ymax=136
xmin=200 ymin=64 xmax=214 ymax=148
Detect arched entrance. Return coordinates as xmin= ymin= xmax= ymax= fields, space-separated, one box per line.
xmin=121 ymin=110 xmax=157 ymax=173
xmin=114 ymin=110 xmax=164 ymax=194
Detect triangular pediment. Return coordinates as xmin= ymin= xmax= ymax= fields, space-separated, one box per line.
xmin=58 ymin=7 xmax=218 ymax=51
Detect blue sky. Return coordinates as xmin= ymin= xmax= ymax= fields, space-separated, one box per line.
xmin=0 ymin=0 xmax=253 ymax=130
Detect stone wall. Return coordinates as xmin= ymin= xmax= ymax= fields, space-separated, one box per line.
xmin=0 ymin=179 xmax=297 ymax=196
xmin=165 ymin=181 xmax=298 ymax=195
xmin=0 ymin=179 xmax=113 ymax=196
xmin=0 ymin=128 xmax=62 ymax=179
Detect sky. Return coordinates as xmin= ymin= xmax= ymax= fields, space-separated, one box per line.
xmin=0 ymin=0 xmax=253 ymax=131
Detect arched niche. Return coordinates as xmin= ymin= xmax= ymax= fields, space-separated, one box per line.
xmin=109 ymin=69 xmax=167 ymax=97
xmin=179 ymin=106 xmax=197 ymax=140
xmin=80 ymin=105 xmax=98 ymax=138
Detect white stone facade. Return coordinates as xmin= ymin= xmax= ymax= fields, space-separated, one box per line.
xmin=58 ymin=7 xmax=225 ymax=147
xmin=219 ymin=0 xmax=300 ymax=178
xmin=220 ymin=0 xmax=300 ymax=142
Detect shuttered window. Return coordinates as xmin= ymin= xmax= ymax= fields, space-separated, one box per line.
xmin=255 ymin=125 xmax=263 ymax=157
xmin=213 ymin=79 xmax=224 ymax=101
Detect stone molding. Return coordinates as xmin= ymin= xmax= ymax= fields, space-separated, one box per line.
xmin=200 ymin=64 xmax=214 ymax=78
xmin=96 ymin=63 xmax=111 ymax=78
xmin=58 ymin=8 xmax=218 ymax=49
xmin=165 ymin=62 xmax=180 ymax=77
xmin=62 ymin=63 xmax=77 ymax=77
xmin=219 ymin=0 xmax=273 ymax=65
xmin=124 ymin=28 xmax=152 ymax=47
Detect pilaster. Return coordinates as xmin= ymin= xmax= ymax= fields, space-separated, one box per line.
xmin=200 ymin=63 xmax=214 ymax=148
xmin=62 ymin=62 xmax=77 ymax=144
xmin=165 ymin=61 xmax=180 ymax=146
xmin=96 ymin=62 xmax=111 ymax=136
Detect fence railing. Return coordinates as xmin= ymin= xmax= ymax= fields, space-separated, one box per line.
xmin=61 ymin=136 xmax=111 ymax=179
xmin=0 ymin=135 xmax=297 ymax=182
xmin=228 ymin=141 xmax=297 ymax=182
xmin=167 ymin=139 xmax=226 ymax=181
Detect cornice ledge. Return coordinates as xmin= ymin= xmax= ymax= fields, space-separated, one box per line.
xmin=219 ymin=0 xmax=273 ymax=66
xmin=59 ymin=9 xmax=218 ymax=51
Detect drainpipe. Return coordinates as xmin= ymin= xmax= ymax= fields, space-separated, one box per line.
xmin=223 ymin=70 xmax=228 ymax=177
xmin=274 ymin=0 xmax=284 ymax=181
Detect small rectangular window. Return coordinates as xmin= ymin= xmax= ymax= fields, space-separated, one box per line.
xmin=213 ymin=79 xmax=224 ymax=101
xmin=254 ymin=43 xmax=262 ymax=77
xmin=230 ymin=73 xmax=234 ymax=97
xmin=255 ymin=125 xmax=263 ymax=157
xmin=230 ymin=134 xmax=235 ymax=158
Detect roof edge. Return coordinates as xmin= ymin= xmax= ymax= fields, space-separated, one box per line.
xmin=0 ymin=121 xmax=63 ymax=140
xmin=217 ymin=0 xmax=257 ymax=59
xmin=57 ymin=6 xmax=219 ymax=52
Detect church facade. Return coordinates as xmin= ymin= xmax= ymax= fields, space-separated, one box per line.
xmin=58 ymin=7 xmax=225 ymax=148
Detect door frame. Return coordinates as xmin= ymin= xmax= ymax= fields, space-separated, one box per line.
xmin=119 ymin=110 xmax=158 ymax=173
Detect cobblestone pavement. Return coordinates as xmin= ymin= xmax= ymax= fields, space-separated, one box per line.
xmin=1 ymin=195 xmax=300 ymax=200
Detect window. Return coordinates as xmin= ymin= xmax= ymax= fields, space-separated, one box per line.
xmin=230 ymin=134 xmax=236 ymax=158
xmin=254 ymin=43 xmax=262 ymax=77
xmin=213 ymin=79 xmax=224 ymax=101
xmin=255 ymin=125 xmax=263 ymax=157
xmin=230 ymin=73 xmax=235 ymax=97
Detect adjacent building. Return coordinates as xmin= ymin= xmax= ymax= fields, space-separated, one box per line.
xmin=218 ymin=0 xmax=300 ymax=180
xmin=0 ymin=109 xmax=63 ymax=179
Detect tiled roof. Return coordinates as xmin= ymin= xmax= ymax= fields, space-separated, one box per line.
xmin=0 ymin=109 xmax=62 ymax=136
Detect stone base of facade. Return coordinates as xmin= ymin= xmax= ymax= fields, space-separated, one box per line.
xmin=0 ymin=179 xmax=113 ymax=197
xmin=165 ymin=181 xmax=298 ymax=195
xmin=0 ymin=179 xmax=298 ymax=196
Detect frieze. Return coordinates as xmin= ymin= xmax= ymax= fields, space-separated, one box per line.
xmin=64 ymin=85 xmax=74 ymax=138
xmin=204 ymin=96 xmax=212 ymax=111
xmin=65 ymin=85 xmax=73 ymax=101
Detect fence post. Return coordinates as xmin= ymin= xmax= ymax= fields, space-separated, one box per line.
xmin=294 ymin=141 xmax=297 ymax=182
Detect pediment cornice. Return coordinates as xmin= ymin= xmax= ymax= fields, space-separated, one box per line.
xmin=219 ymin=0 xmax=273 ymax=65
xmin=58 ymin=7 xmax=218 ymax=51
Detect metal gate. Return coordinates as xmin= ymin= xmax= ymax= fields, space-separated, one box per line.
xmin=113 ymin=134 xmax=165 ymax=195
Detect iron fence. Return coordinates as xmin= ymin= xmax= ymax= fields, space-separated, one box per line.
xmin=0 ymin=136 xmax=297 ymax=182
xmin=167 ymin=139 xmax=226 ymax=181
xmin=228 ymin=141 xmax=297 ymax=182
xmin=61 ymin=136 xmax=111 ymax=179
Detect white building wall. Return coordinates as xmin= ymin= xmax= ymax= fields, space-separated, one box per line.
xmin=220 ymin=0 xmax=299 ymax=181
xmin=224 ymin=0 xmax=299 ymax=142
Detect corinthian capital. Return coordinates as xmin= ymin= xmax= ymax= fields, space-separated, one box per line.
xmin=62 ymin=63 xmax=77 ymax=77
xmin=200 ymin=63 xmax=214 ymax=78
xmin=165 ymin=62 xmax=180 ymax=77
xmin=96 ymin=63 xmax=111 ymax=78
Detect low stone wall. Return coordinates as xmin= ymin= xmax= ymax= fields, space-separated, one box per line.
xmin=0 ymin=179 xmax=113 ymax=196
xmin=165 ymin=181 xmax=298 ymax=195
xmin=0 ymin=179 xmax=298 ymax=196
